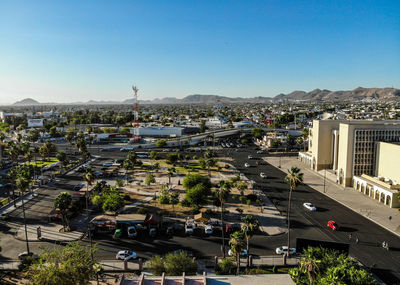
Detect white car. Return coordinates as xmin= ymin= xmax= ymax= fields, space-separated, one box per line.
xmin=260 ymin=172 xmax=267 ymax=178
xmin=228 ymin=249 xmax=248 ymax=256
xmin=275 ymin=246 xmax=296 ymax=255
xmin=204 ymin=224 xmax=213 ymax=235
xmin=116 ymin=250 xmax=137 ymax=260
xmin=256 ymin=150 xmax=263 ymax=154
xmin=244 ymin=163 xmax=250 ymax=168
xmin=248 ymin=155 xmax=253 ymax=159
xmin=185 ymin=223 xmax=194 ymax=235
xmin=303 ymin=202 xmax=317 ymax=211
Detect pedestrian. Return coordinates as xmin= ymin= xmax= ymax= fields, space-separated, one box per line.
xmin=389 ymin=216 xmax=392 ymax=221
xmin=348 ymin=234 xmax=352 ymax=241
xmin=355 ymin=237 xmax=359 ymax=244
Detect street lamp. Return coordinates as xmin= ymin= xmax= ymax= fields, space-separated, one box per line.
xmin=323 ymin=160 xmax=327 ymax=193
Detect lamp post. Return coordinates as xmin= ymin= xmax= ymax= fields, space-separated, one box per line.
xmin=323 ymin=160 xmax=327 ymax=193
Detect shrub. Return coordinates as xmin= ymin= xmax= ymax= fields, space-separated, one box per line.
xmin=147 ymin=255 xmax=165 ymax=276
xmin=218 ymin=258 xmax=235 ymax=275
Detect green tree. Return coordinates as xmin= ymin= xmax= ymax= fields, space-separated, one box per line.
xmin=102 ymin=191 xmax=124 ymax=213
xmin=236 ymin=181 xmax=248 ymax=196
xmin=285 ymin=166 xmax=303 ymax=258
xmin=289 ymin=247 xmax=376 ymax=285
xmin=83 ymin=169 xmax=96 ymax=216
xmin=54 ymin=192 xmax=72 ymax=231
xmin=241 ymin=215 xmax=260 ymax=268
xmin=167 ymin=167 xmax=176 ymax=185
xmin=183 ymin=173 xmax=211 ymax=191
xmin=166 ymin=153 xmax=179 ymax=165
xmin=150 ymin=150 xmax=159 ymax=160
xmin=229 ymin=231 xmax=245 ymax=275
xmin=156 ymin=139 xmax=167 ymax=148
xmin=147 ymin=251 xmax=198 ymax=276
xmin=16 ymin=176 xmax=31 ymax=254
xmin=185 ymin=184 xmax=210 ymax=207
xmin=56 ymin=150 xmax=68 ymax=173
xmin=302 ymin=128 xmax=309 ymax=152
xmin=147 ymin=255 xmax=165 ymax=276
xmin=215 ymin=180 xmax=231 ymax=258
xmin=200 ymin=120 xmax=206 ymax=133
xmin=145 ymin=173 xmax=156 ymax=186
xmin=27 ymin=242 xmax=98 ymax=285
xmin=251 ymin=128 xmax=264 ymax=139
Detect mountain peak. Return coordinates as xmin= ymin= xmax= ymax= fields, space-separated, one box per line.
xmin=13 ymin=98 xmax=40 ymax=105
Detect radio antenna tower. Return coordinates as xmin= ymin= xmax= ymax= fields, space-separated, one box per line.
xmin=132 ymin=85 xmax=139 ymax=128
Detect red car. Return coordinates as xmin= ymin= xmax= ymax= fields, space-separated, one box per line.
xmin=327 ymin=220 xmax=339 ymax=230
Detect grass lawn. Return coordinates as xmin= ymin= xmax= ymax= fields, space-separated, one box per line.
xmin=27 ymin=158 xmax=59 ymax=168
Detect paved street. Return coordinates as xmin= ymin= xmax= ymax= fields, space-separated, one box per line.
xmin=1 ymin=145 xmax=399 ymax=283
xmin=226 ymin=147 xmax=400 ymax=284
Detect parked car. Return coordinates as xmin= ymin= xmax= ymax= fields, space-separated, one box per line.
xmin=73 ymin=184 xmax=85 ymax=191
xmin=149 ymin=228 xmax=157 ymax=238
xmin=256 ymin=150 xmax=263 ymax=154
xmin=185 ymin=223 xmax=194 ymax=235
xmin=113 ymin=229 xmax=123 ymax=238
xmin=103 ymin=162 xmax=113 ymax=167
xmin=127 ymin=226 xmax=137 ymax=238
xmin=275 ymin=246 xmax=296 ymax=255
xmin=228 ymin=249 xmax=248 ymax=256
xmin=244 ymin=163 xmax=250 ymax=168
xmin=204 ymin=224 xmax=213 ymax=235
xmin=116 ymin=250 xmax=137 ymax=261
xmin=260 ymin=172 xmax=267 ymax=178
xmin=248 ymin=155 xmax=253 ymax=159
xmin=327 ymin=220 xmax=339 ymax=230
xmin=303 ymin=202 xmax=317 ymax=211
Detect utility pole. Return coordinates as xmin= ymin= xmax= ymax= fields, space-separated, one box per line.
xmin=323 ymin=160 xmax=327 ymax=193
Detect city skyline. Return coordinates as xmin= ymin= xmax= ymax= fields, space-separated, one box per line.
xmin=1 ymin=0 xmax=399 ymax=104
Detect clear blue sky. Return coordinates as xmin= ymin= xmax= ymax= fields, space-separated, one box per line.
xmin=0 ymin=0 xmax=399 ymax=104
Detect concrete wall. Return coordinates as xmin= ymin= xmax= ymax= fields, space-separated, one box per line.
xmin=376 ymin=142 xmax=400 ymax=183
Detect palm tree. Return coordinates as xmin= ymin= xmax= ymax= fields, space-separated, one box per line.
xmin=241 ymin=215 xmax=260 ymax=268
xmin=299 ymin=248 xmax=321 ymax=285
xmin=229 ymin=231 xmax=245 ymax=275
xmin=83 ymin=169 xmax=96 ymax=216
xmin=302 ymin=128 xmax=309 ymax=152
xmin=16 ymin=176 xmax=31 ymax=254
xmin=55 ymin=192 xmax=72 ymax=231
xmin=167 ymin=167 xmax=176 ymax=185
xmin=284 ymin=166 xmax=304 ymax=259
xmin=215 ymin=180 xmax=231 ymax=258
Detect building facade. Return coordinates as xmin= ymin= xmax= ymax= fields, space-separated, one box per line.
xmin=299 ymin=120 xmax=400 ymax=207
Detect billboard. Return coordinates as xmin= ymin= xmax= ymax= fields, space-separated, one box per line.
xmin=28 ymin=119 xmax=44 ymax=127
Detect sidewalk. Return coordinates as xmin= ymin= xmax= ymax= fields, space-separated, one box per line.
xmin=264 ymin=156 xmax=400 ymax=237
xmin=15 ymin=215 xmax=90 ymax=242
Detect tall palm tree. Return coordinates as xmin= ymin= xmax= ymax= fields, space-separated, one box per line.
xmin=302 ymin=128 xmax=309 ymax=152
xmin=229 ymin=231 xmax=245 ymax=275
xmin=83 ymin=169 xmax=96 ymax=216
xmin=241 ymin=215 xmax=260 ymax=268
xmin=167 ymin=167 xmax=176 ymax=185
xmin=215 ymin=180 xmax=231 ymax=258
xmin=285 ymin=166 xmax=304 ymax=258
xmin=16 ymin=176 xmax=31 ymax=253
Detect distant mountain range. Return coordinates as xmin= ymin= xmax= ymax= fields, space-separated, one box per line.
xmin=11 ymin=87 xmax=400 ymax=105
xmin=13 ymin=98 xmax=41 ymax=105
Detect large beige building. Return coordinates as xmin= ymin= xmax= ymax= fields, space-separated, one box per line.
xmin=299 ymin=120 xmax=400 ymax=207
